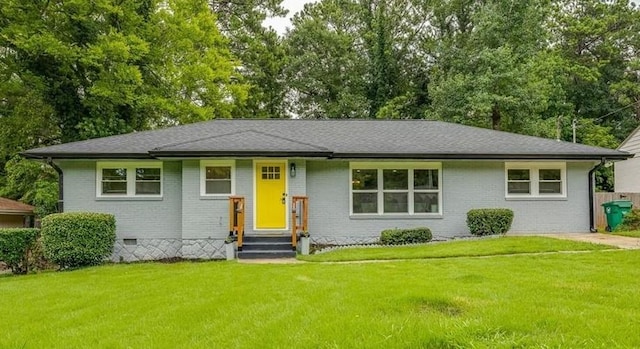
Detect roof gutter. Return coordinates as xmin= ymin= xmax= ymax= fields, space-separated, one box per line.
xmin=46 ymin=158 xmax=64 ymax=213
xmin=330 ymin=153 xmax=632 ymax=161
xmin=588 ymin=158 xmax=606 ymax=233
xmin=22 ymin=152 xmax=153 ymax=160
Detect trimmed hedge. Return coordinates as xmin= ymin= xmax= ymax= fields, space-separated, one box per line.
xmin=380 ymin=227 xmax=432 ymax=245
xmin=41 ymin=212 xmax=116 ymax=269
xmin=615 ymin=209 xmax=640 ymax=232
xmin=0 ymin=228 xmax=40 ymax=274
xmin=467 ymin=208 xmax=514 ymax=236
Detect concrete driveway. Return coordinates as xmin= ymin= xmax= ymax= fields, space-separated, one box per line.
xmin=533 ymin=233 xmax=640 ymax=250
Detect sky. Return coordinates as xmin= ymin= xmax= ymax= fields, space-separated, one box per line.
xmin=262 ymin=0 xmax=319 ymax=35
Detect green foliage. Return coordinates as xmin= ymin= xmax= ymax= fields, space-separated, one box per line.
xmin=0 ymin=157 xmax=58 ymax=217
xmin=380 ymin=227 xmax=432 ymax=245
xmin=41 ymin=212 xmax=116 ymax=269
xmin=285 ymin=0 xmax=431 ymax=119
xmin=211 ymin=0 xmax=288 ymax=118
xmin=467 ymin=209 xmax=514 ymax=236
xmin=0 ymin=0 xmax=247 ymax=143
xmin=614 ymin=209 xmax=640 ymax=232
xmin=0 ymin=228 xmax=40 ymax=274
xmin=428 ymin=1 xmax=551 ymax=132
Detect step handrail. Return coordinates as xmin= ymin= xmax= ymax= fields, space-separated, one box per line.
xmin=291 ymin=196 xmax=309 ymax=248
xmin=229 ymin=196 xmax=245 ymax=249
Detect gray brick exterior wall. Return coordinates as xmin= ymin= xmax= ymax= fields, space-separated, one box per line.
xmin=60 ymin=161 xmax=183 ymax=240
xmin=306 ymin=160 xmax=592 ymax=243
xmin=59 ymin=158 xmax=594 ymax=261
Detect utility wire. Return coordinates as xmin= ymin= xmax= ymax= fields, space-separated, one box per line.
xmin=593 ymin=99 xmax=640 ymax=122
xmin=571 ymin=99 xmax=640 ymax=143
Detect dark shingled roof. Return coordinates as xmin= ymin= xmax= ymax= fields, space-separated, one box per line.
xmin=23 ymin=119 xmax=630 ymax=160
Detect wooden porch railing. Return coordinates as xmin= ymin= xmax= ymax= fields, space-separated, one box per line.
xmin=291 ymin=196 xmax=309 ymax=248
xmin=229 ymin=196 xmax=245 ymax=249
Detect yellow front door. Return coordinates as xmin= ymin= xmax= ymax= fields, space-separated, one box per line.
xmin=255 ymin=162 xmax=287 ymax=229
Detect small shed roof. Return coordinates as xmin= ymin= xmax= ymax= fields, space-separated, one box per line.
xmin=0 ymin=198 xmax=35 ymax=215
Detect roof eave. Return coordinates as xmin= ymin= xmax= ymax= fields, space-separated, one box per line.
xmin=21 ymin=152 xmax=154 ymax=160
xmin=0 ymin=210 xmax=34 ymax=215
xmin=331 ymin=153 xmax=632 ymax=160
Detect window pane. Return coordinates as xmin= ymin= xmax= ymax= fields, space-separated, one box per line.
xmin=207 ymin=167 xmax=231 ymax=180
xmin=102 ymin=182 xmax=127 ymax=194
xmin=383 ymin=169 xmax=408 ymax=190
xmin=508 ymin=169 xmax=530 ymax=180
xmin=414 ymin=169 xmax=438 ymax=190
xmin=353 ymin=193 xmax=377 ymax=213
xmin=136 ymin=168 xmax=160 ymax=181
xmin=136 ymin=182 xmax=161 ymax=195
xmin=540 ymin=169 xmax=561 ymax=181
xmin=539 ymin=182 xmax=561 ymax=194
xmin=206 ymin=180 xmax=231 ymax=194
xmin=102 ymin=168 xmax=126 ymax=181
xmin=352 ymin=169 xmax=377 ymax=190
xmin=508 ymin=181 xmax=530 ymax=194
xmin=383 ymin=193 xmax=408 ymax=213
xmin=414 ymin=193 xmax=439 ymax=213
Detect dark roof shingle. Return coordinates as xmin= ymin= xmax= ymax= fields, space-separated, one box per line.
xmin=23 ymin=119 xmax=630 ymax=160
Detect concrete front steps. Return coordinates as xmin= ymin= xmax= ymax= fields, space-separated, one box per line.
xmin=237 ymin=235 xmax=296 ymax=259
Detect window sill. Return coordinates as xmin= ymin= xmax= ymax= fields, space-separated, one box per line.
xmin=96 ymin=196 xmax=163 ymax=201
xmin=505 ymin=196 xmax=567 ymax=201
xmin=200 ymin=195 xmax=232 ymax=200
xmin=350 ymin=214 xmax=443 ymax=220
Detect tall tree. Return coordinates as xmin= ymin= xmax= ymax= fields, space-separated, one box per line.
xmin=285 ymin=0 xmax=431 ymax=119
xmin=0 ymin=0 xmax=247 ymax=143
xmin=550 ymin=0 xmax=640 ymax=141
xmin=210 ymin=0 xmax=289 ymax=118
xmin=427 ymin=0 xmax=553 ymax=132
xmin=0 ymin=0 xmax=247 ymax=213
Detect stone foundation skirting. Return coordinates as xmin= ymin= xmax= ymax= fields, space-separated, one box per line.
xmin=311 ymin=236 xmax=379 ymax=246
xmin=111 ymin=238 xmax=227 ymax=262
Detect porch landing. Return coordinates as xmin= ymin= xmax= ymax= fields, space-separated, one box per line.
xmin=237 ymin=235 xmax=297 ymax=259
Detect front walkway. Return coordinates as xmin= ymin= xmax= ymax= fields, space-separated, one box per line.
xmin=526 ymin=233 xmax=640 ymax=250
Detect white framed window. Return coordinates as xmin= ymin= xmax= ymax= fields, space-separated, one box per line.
xmin=200 ymin=160 xmax=235 ymax=196
xmin=505 ymin=162 xmax=567 ymax=198
xmin=97 ymin=162 xmax=163 ymax=197
xmin=350 ymin=162 xmax=442 ymax=215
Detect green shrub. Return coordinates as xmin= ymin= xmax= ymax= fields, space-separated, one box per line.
xmin=41 ymin=212 xmax=116 ymax=269
xmin=380 ymin=227 xmax=432 ymax=245
xmin=0 ymin=228 xmax=40 ymax=274
xmin=467 ymin=208 xmax=514 ymax=236
xmin=614 ymin=209 xmax=640 ymax=232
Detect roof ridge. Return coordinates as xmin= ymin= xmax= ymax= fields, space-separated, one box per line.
xmin=152 ymin=129 xmax=330 ymax=152
xmin=152 ymin=129 xmax=249 ymax=151
xmin=248 ymin=130 xmax=331 ymax=151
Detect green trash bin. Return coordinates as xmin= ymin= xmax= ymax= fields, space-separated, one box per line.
xmin=602 ymin=200 xmax=633 ymax=232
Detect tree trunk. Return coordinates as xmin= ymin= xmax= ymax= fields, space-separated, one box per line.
xmin=491 ymin=105 xmax=501 ymax=130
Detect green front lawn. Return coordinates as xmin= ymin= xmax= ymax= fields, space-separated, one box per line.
xmin=300 ymin=236 xmax=613 ymax=262
xmin=611 ymin=230 xmax=640 ymax=238
xmin=1 ymin=246 xmax=639 ymax=348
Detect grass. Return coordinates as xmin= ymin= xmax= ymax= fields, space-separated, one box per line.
xmin=1 ymin=243 xmax=639 ymax=348
xmin=299 ymin=236 xmax=614 ymax=262
xmin=611 ymin=230 xmax=640 ymax=238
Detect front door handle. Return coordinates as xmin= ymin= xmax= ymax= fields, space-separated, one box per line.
xmin=281 ymin=193 xmax=287 ymax=204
